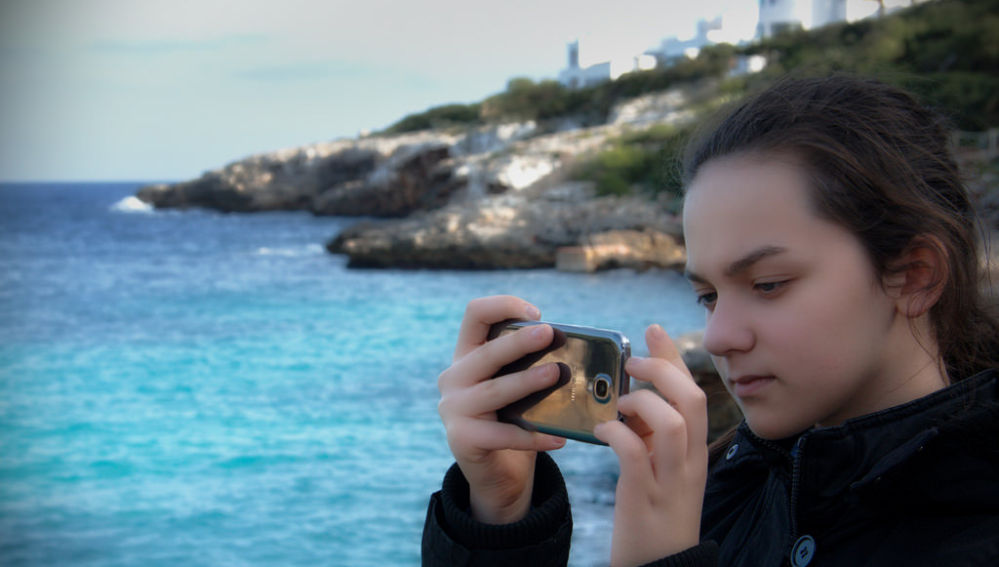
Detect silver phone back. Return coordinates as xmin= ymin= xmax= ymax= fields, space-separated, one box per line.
xmin=490 ymin=321 xmax=630 ymax=445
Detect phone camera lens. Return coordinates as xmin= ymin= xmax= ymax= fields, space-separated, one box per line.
xmin=593 ymin=374 xmax=612 ymax=403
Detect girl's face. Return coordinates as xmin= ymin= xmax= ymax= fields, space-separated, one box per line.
xmin=683 ymin=155 xmax=936 ymax=439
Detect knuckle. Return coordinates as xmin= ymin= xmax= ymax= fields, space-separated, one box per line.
xmin=675 ymin=382 xmax=708 ymax=411
xmin=661 ymin=411 xmax=687 ymax=434
xmin=618 ymin=436 xmax=649 ymax=461
xmin=437 ymin=368 xmax=455 ymax=392
xmin=465 ymin=296 xmax=488 ymax=314
xmin=689 ymin=386 xmax=708 ymax=407
xmin=477 ymin=374 xmax=502 ymax=399
xmin=436 ymin=395 xmax=452 ymax=417
xmin=463 ymin=298 xmax=491 ymax=323
xmin=633 ymin=388 xmax=665 ymax=406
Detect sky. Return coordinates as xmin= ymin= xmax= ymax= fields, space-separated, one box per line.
xmin=0 ymin=0 xmax=759 ymax=182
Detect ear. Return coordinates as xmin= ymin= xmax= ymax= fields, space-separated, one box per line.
xmin=883 ymin=236 xmax=948 ymax=318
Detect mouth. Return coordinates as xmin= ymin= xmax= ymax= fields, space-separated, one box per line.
xmin=729 ymin=375 xmax=776 ymax=398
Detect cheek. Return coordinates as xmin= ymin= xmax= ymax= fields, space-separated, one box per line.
xmin=764 ymin=277 xmax=892 ymax=375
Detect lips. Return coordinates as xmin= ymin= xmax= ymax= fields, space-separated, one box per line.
xmin=729 ymin=375 xmax=776 ymax=397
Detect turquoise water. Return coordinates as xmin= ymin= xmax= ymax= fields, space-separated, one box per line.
xmin=0 ymin=182 xmax=704 ymax=566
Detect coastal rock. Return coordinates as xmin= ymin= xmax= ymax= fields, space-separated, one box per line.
xmin=135 ymin=93 xmax=704 ymax=269
xmin=136 ymin=123 xmax=554 ymax=216
xmin=556 ymin=229 xmax=686 ymax=272
xmin=311 ymin=144 xmax=457 ymax=217
xmin=327 ymin=184 xmax=683 ymax=270
xmin=609 ymin=87 xmax=696 ymax=127
xmin=136 ymin=134 xmax=456 ymax=213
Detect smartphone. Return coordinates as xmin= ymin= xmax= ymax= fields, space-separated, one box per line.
xmin=488 ymin=320 xmax=630 ymax=445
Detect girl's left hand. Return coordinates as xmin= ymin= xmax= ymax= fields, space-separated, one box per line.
xmin=594 ymin=324 xmax=710 ymax=567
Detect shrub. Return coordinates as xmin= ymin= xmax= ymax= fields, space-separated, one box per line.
xmin=575 ymin=124 xmax=691 ymax=208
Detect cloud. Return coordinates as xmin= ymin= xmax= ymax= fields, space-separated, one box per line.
xmin=89 ymin=34 xmax=267 ymax=55
xmin=232 ymin=59 xmax=373 ymax=82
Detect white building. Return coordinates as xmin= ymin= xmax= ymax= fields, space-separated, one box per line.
xmin=557 ymin=40 xmax=612 ymax=89
xmin=647 ymin=16 xmax=725 ymax=66
xmin=757 ymin=0 xmax=925 ymax=38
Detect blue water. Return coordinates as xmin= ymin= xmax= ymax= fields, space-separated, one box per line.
xmin=0 ymin=182 xmax=704 ymax=566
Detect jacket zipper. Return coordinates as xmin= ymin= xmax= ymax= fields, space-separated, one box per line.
xmin=788 ymin=436 xmax=807 ymax=540
xmin=748 ymin=430 xmax=807 ymax=559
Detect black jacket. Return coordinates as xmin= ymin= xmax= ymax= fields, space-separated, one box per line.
xmin=423 ymin=369 xmax=999 ymax=566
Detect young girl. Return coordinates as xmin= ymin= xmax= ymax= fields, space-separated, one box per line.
xmin=422 ymin=75 xmax=999 ymax=566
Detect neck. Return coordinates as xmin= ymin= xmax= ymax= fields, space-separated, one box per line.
xmin=820 ymin=314 xmax=947 ymax=427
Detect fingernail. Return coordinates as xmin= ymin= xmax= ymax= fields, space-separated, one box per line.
xmin=524 ymin=304 xmax=541 ymax=320
xmin=593 ymin=422 xmax=608 ymax=440
xmin=649 ymin=324 xmax=666 ymax=339
xmin=626 ymin=356 xmax=646 ymax=368
xmin=533 ymin=363 xmax=558 ymax=382
xmin=624 ymin=357 xmax=644 ymax=377
xmin=530 ymin=324 xmax=549 ymax=340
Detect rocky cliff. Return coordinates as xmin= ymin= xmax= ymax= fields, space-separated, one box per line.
xmin=137 ymin=86 xmax=704 ymax=271
xmin=136 ymin=85 xmax=999 ymax=273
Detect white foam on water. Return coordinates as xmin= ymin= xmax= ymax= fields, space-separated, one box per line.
xmin=255 ymin=243 xmax=324 ymax=257
xmin=110 ymin=196 xmax=154 ymax=214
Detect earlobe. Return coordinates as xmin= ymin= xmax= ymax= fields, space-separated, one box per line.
xmin=886 ymin=237 xmax=948 ymax=318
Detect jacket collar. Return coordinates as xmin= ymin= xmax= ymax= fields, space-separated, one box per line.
xmin=729 ymin=369 xmax=999 ymax=516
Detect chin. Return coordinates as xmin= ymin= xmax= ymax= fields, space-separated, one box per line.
xmin=744 ymin=414 xmax=812 ymax=441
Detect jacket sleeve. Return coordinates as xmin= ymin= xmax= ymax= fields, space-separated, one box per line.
xmin=422 ymin=452 xmax=572 ymax=567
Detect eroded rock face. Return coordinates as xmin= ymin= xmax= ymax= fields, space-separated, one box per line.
xmin=136 ymin=122 xmax=558 ymax=216
xmin=311 ymin=145 xmax=457 ymax=217
xmin=137 ymin=134 xmax=457 ymax=214
xmin=327 ymin=185 xmax=683 ymax=270
xmin=557 ymin=229 xmax=686 ymax=272
xmin=137 ymin=87 xmax=712 ymax=269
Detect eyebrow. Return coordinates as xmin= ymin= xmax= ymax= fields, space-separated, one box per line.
xmin=685 ymin=245 xmax=788 ymax=284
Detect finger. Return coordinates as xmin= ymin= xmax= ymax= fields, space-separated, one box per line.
xmin=627 ymin=355 xmax=709 ymax=451
xmin=645 ymin=324 xmax=691 ymax=377
xmin=450 ymin=418 xmax=566 ymax=454
xmin=440 ymin=362 xmax=563 ymax=417
xmin=618 ymin=389 xmax=689 ymax=473
xmin=594 ymin=419 xmax=653 ymax=487
xmin=441 ymin=322 xmax=554 ymax=390
xmin=629 ymin=325 xmax=709 ymax=448
xmin=454 ymin=296 xmax=541 ymax=360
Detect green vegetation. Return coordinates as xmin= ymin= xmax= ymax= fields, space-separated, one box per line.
xmin=381 ymin=103 xmax=482 ymax=134
xmin=743 ymin=0 xmax=999 ymax=129
xmin=387 ymin=0 xmax=996 ymax=134
xmin=382 ymin=0 xmax=997 ymax=207
xmin=383 ymin=42 xmax=739 ymax=135
xmin=574 ymin=124 xmax=692 ymax=203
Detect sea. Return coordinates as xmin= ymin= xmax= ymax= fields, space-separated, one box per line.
xmin=0 ymin=182 xmax=705 ymax=566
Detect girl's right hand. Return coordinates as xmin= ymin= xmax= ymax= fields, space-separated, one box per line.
xmin=437 ymin=295 xmax=568 ymax=524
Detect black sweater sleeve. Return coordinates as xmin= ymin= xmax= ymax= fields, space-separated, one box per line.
xmin=421 ymin=451 xmax=719 ymax=567
xmin=421 ymin=452 xmax=572 ymax=566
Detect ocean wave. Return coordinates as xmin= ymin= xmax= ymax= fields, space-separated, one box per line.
xmin=255 ymin=244 xmax=325 ymax=257
xmin=110 ymin=196 xmax=154 ymax=214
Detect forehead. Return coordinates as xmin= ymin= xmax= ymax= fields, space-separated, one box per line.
xmin=682 ymin=156 xmax=822 ymax=271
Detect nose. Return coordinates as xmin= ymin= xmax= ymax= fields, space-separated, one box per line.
xmin=702 ymin=298 xmax=755 ymax=357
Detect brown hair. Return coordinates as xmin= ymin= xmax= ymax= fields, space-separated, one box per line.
xmin=682 ymin=75 xmax=999 ymax=460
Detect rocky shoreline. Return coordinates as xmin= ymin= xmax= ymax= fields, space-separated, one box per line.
xmin=137 ymin=86 xmax=706 ymax=272
xmin=136 ymin=79 xmax=998 ymax=276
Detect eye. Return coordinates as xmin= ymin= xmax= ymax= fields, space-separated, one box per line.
xmin=754 ymin=280 xmax=788 ymax=296
xmin=695 ymin=291 xmax=717 ymax=308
